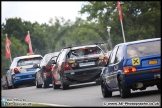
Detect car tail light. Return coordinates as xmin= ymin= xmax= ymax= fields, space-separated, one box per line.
xmin=44 ymin=73 xmax=50 ymax=77
xmin=123 ymin=66 xmax=136 ymax=73
xmin=44 ymin=66 xmax=53 ymax=71
xmin=14 ymin=68 xmax=20 ymax=74
xmin=63 ymin=62 xmax=72 ymax=70
xmin=104 ymin=56 xmax=108 ymax=65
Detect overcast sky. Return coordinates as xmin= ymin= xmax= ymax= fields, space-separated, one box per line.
xmin=2 ymin=1 xmax=88 ymax=25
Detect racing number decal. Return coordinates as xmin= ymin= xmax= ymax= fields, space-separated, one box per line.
xmin=132 ymin=58 xmax=140 ymax=66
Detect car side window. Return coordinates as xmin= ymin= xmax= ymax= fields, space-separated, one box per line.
xmin=51 ymin=56 xmax=57 ymax=61
xmin=60 ymin=49 xmax=68 ymax=62
xmin=114 ymin=45 xmax=123 ymax=63
xmin=10 ymin=58 xmax=17 ymax=69
xmin=108 ymin=46 xmax=118 ymax=65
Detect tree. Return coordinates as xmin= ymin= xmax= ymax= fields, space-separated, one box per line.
xmin=79 ymin=1 xmax=161 ymax=45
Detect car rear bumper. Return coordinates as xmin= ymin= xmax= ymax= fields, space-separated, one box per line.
xmin=63 ymin=67 xmax=103 ymax=85
xmin=13 ymin=77 xmax=35 ymax=85
xmin=13 ymin=72 xmax=35 ymax=85
xmin=43 ymin=76 xmax=52 ymax=84
xmin=123 ymin=70 xmax=161 ymax=87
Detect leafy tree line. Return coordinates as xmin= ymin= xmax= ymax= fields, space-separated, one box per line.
xmin=1 ymin=1 xmax=160 ymax=75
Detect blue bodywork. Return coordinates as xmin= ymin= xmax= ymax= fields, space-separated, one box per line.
xmin=13 ymin=68 xmax=37 ymax=84
xmin=100 ymin=38 xmax=161 ymax=91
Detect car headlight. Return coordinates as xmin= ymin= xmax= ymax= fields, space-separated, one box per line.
xmin=15 ymin=77 xmax=21 ymax=79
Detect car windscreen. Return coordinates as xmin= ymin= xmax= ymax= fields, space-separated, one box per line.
xmin=68 ymin=47 xmax=104 ymax=59
xmin=127 ymin=40 xmax=160 ymax=58
xmin=17 ymin=57 xmax=42 ymax=67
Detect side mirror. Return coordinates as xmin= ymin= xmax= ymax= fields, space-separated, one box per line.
xmin=33 ymin=64 xmax=39 ymax=68
xmin=51 ymin=60 xmax=56 ymax=64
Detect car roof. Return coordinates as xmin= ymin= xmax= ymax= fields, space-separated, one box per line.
xmin=117 ymin=38 xmax=161 ymax=46
xmin=71 ymin=44 xmax=99 ymax=50
xmin=14 ymin=54 xmax=42 ymax=60
xmin=63 ymin=42 xmax=107 ymax=50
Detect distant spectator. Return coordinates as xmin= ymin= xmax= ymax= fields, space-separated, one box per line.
xmin=1 ymin=75 xmax=7 ymax=90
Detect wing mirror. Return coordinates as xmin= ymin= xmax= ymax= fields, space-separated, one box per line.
xmin=51 ymin=60 xmax=56 ymax=64
xmin=33 ymin=64 xmax=39 ymax=68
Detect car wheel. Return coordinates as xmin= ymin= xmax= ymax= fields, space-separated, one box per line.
xmin=95 ymin=78 xmax=101 ymax=85
xmin=157 ymin=84 xmax=161 ymax=90
xmin=52 ymin=76 xmax=60 ymax=89
xmin=35 ymin=78 xmax=42 ymax=88
xmin=12 ymin=79 xmax=18 ymax=89
xmin=61 ymin=82 xmax=69 ymax=90
xmin=6 ymin=80 xmax=12 ymax=89
xmin=101 ymin=80 xmax=112 ymax=98
xmin=42 ymin=78 xmax=49 ymax=88
xmin=8 ymin=85 xmax=12 ymax=89
xmin=118 ymin=80 xmax=130 ymax=98
xmin=60 ymin=75 xmax=69 ymax=90
xmin=12 ymin=83 xmax=18 ymax=89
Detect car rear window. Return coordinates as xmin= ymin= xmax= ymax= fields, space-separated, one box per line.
xmin=17 ymin=57 xmax=42 ymax=66
xmin=127 ymin=40 xmax=160 ymax=58
xmin=68 ymin=46 xmax=103 ymax=59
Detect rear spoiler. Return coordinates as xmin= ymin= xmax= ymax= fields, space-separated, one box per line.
xmin=63 ymin=42 xmax=107 ymax=49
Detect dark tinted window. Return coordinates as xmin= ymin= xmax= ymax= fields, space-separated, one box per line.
xmin=127 ymin=40 xmax=160 ymax=58
xmin=108 ymin=46 xmax=118 ymax=65
xmin=17 ymin=57 xmax=42 ymax=67
xmin=68 ymin=46 xmax=103 ymax=59
xmin=114 ymin=45 xmax=122 ymax=63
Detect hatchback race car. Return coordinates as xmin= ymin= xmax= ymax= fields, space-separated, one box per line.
xmin=51 ymin=43 xmax=108 ymax=90
xmin=100 ymin=38 xmax=161 ymax=98
xmin=34 ymin=52 xmax=59 ymax=88
xmin=6 ymin=54 xmax=43 ymax=89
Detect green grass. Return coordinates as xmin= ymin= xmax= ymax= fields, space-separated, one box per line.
xmin=31 ymin=103 xmax=53 ymax=107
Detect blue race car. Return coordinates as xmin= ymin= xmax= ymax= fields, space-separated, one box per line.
xmin=100 ymin=38 xmax=161 ymax=98
xmin=6 ymin=54 xmax=43 ymax=89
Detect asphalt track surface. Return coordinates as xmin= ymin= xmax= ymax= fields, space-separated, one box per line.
xmin=1 ymin=82 xmax=161 ymax=107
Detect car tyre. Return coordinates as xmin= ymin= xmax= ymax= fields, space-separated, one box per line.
xmin=95 ymin=78 xmax=101 ymax=85
xmin=61 ymin=81 xmax=69 ymax=90
xmin=35 ymin=78 xmax=42 ymax=88
xmin=12 ymin=83 xmax=18 ymax=89
xmin=157 ymin=84 xmax=161 ymax=90
xmin=6 ymin=80 xmax=12 ymax=89
xmin=42 ymin=78 xmax=49 ymax=88
xmin=60 ymin=75 xmax=69 ymax=90
xmin=101 ymin=80 xmax=112 ymax=98
xmin=8 ymin=85 xmax=12 ymax=89
xmin=118 ymin=79 xmax=130 ymax=98
xmin=12 ymin=78 xmax=18 ymax=89
xmin=52 ymin=76 xmax=60 ymax=89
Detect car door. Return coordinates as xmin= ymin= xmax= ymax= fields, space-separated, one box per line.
xmin=106 ymin=46 xmax=118 ymax=88
xmin=8 ymin=58 xmax=17 ymax=86
xmin=111 ymin=45 xmax=123 ymax=88
xmin=38 ymin=56 xmax=46 ymax=84
xmin=53 ymin=51 xmax=63 ymax=81
xmin=51 ymin=56 xmax=57 ymax=73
